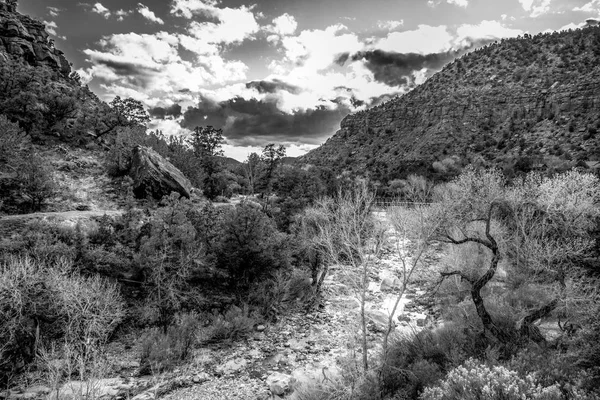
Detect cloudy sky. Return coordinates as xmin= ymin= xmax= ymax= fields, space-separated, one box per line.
xmin=18 ymin=0 xmax=600 ymax=160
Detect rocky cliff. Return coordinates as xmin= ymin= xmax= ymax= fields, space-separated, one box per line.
xmin=302 ymin=26 xmax=600 ymax=181
xmin=0 ymin=0 xmax=70 ymax=76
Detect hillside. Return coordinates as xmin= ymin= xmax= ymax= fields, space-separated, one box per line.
xmin=302 ymin=26 xmax=600 ymax=181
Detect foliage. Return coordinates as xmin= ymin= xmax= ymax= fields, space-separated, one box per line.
xmin=0 ymin=256 xmax=123 ymax=383
xmin=16 ymin=152 xmax=57 ymax=212
xmin=198 ymin=304 xmax=259 ymax=344
xmin=419 ymin=359 xmax=585 ymax=400
xmin=94 ymin=96 xmax=150 ymax=139
xmin=139 ymin=313 xmax=199 ymax=374
xmin=137 ymin=193 xmax=203 ymax=329
xmin=0 ymin=114 xmax=27 ymax=166
xmin=215 ymin=202 xmax=291 ymax=288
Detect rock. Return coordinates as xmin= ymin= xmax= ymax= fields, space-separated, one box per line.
xmin=128 ymin=146 xmax=192 ymax=200
xmin=216 ymin=358 xmax=247 ymax=375
xmin=266 ymin=372 xmax=294 ymax=396
xmin=380 ymin=277 xmax=402 ymax=291
xmin=0 ymin=4 xmax=71 ymax=76
xmin=256 ymin=324 xmax=266 ymax=332
xmin=192 ymin=372 xmax=210 ymax=384
xmin=397 ymin=314 xmax=411 ymax=323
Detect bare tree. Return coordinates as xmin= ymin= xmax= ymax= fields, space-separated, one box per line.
xmin=304 ymin=181 xmax=385 ymax=371
xmin=432 ymin=168 xmax=600 ymax=345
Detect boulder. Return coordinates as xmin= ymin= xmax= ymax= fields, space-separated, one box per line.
xmin=128 ymin=146 xmax=191 ymax=200
xmin=266 ymin=372 xmax=294 ymax=396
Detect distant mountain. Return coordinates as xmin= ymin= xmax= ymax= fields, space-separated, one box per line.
xmin=302 ymin=26 xmax=600 ymax=181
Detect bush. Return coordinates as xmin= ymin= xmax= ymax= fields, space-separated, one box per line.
xmin=16 ymin=153 xmax=56 ymax=212
xmin=139 ymin=313 xmax=199 ymax=374
xmin=378 ymin=324 xmax=473 ymax=399
xmin=215 ymin=203 xmax=291 ymax=288
xmin=0 ymin=256 xmax=124 ymax=383
xmin=198 ymin=304 xmax=259 ymax=344
xmin=420 ymin=359 xmax=579 ymax=400
xmin=0 ymin=115 xmax=27 ymax=166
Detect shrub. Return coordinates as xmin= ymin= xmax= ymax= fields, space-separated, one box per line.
xmin=0 ymin=256 xmax=124 ymax=383
xmin=139 ymin=313 xmax=199 ymax=374
xmin=420 ymin=359 xmax=574 ymax=400
xmin=15 ymin=152 xmax=56 ymax=212
xmin=0 ymin=115 xmax=27 ymax=166
xmin=215 ymin=203 xmax=291 ymax=288
xmin=198 ymin=304 xmax=259 ymax=344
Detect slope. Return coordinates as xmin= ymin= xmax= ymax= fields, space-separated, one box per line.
xmin=302 ymin=26 xmax=600 ymax=181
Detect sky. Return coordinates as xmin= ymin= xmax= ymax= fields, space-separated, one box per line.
xmin=17 ymin=0 xmax=600 ymax=161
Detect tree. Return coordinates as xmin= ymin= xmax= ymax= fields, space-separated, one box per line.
xmin=258 ymin=144 xmax=286 ymax=197
xmin=242 ymin=152 xmax=263 ymax=195
xmin=138 ymin=193 xmax=201 ymax=330
xmin=433 ymin=168 xmax=599 ymax=347
xmin=94 ymin=96 xmax=150 ymax=138
xmin=301 ymin=181 xmax=385 ymax=371
xmin=189 ymin=126 xmax=226 ymax=199
xmin=17 ymin=153 xmax=56 ymax=212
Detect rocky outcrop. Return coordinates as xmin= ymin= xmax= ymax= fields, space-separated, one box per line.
xmin=0 ymin=0 xmax=71 ymax=75
xmin=302 ymin=27 xmax=600 ymax=180
xmin=128 ymin=146 xmax=192 ymax=200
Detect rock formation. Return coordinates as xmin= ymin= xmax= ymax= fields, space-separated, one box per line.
xmin=128 ymin=146 xmax=192 ymax=200
xmin=302 ymin=27 xmax=600 ymax=180
xmin=0 ymin=0 xmax=71 ymax=75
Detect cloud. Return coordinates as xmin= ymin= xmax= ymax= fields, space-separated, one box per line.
xmin=266 ymin=13 xmax=298 ymax=37
xmin=43 ymin=20 xmax=66 ymax=40
xmin=454 ymin=20 xmax=523 ymax=48
xmin=245 ymin=79 xmax=301 ymax=94
xmin=181 ymin=95 xmax=353 ymax=146
xmin=574 ymin=0 xmax=600 ymax=12
xmin=171 ymin=0 xmax=260 ymax=44
xmin=47 ymin=6 xmax=60 ymax=17
xmin=81 ymin=32 xmax=248 ymax=100
xmin=376 ymin=25 xmax=454 ymax=54
xmin=148 ymin=104 xmax=183 ymax=119
xmin=115 ymin=9 xmax=133 ymax=21
xmin=91 ymin=2 xmax=111 ymax=18
xmin=519 ymin=0 xmax=552 ymax=17
xmin=137 ymin=3 xmax=164 ymax=24
xmin=377 ymin=20 xmax=404 ymax=31
xmin=447 ymin=0 xmax=469 ymax=7
xmin=351 ymin=50 xmax=457 ymax=87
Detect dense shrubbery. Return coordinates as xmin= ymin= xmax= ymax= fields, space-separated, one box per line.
xmin=0 ymin=256 xmax=124 ymax=383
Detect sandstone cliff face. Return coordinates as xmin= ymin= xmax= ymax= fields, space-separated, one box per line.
xmin=302 ymin=27 xmax=600 ymax=180
xmin=0 ymin=0 xmax=71 ymax=76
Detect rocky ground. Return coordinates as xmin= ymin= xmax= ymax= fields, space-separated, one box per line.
xmin=2 ymin=214 xmax=446 ymax=400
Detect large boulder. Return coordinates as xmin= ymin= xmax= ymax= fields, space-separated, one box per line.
xmin=128 ymin=145 xmax=191 ymax=200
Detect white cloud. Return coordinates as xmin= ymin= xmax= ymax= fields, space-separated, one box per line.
xmin=91 ymin=2 xmax=111 ymax=19
xmin=115 ymin=9 xmax=133 ymax=21
xmin=574 ymin=0 xmax=600 ymax=12
xmin=454 ymin=20 xmax=523 ymax=47
xmin=43 ymin=20 xmax=66 ymax=40
xmin=82 ymin=32 xmax=248 ymax=102
xmin=376 ymin=25 xmax=453 ymax=54
xmin=519 ymin=0 xmax=552 ymax=17
xmin=137 ymin=3 xmax=164 ymax=24
xmin=171 ymin=0 xmax=260 ymax=44
xmin=47 ymin=6 xmax=60 ymax=17
xmin=447 ymin=0 xmax=469 ymax=7
xmin=270 ymin=13 xmax=298 ymax=36
xmin=377 ymin=20 xmax=404 ymax=31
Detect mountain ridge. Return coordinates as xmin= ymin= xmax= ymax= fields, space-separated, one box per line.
xmin=301 ymin=25 xmax=600 ymax=181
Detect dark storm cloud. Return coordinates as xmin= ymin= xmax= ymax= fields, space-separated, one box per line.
xmin=148 ymin=103 xmax=182 ymax=119
xmin=352 ymin=39 xmax=496 ymax=87
xmin=182 ymin=96 xmax=352 ymax=146
xmin=334 ymin=52 xmax=350 ymax=66
xmin=245 ymin=79 xmax=301 ymax=94
xmin=351 ymin=50 xmax=454 ymax=86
